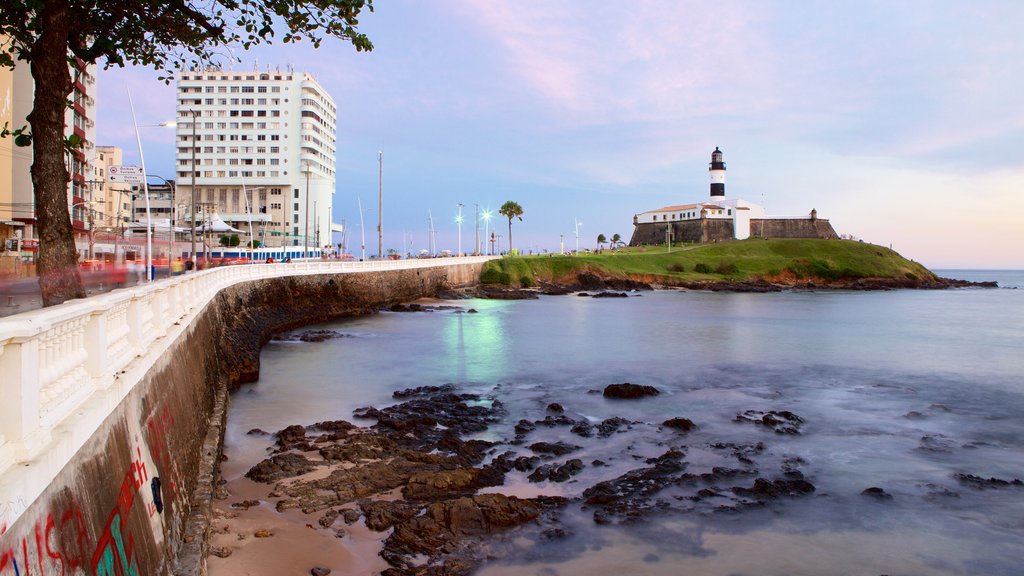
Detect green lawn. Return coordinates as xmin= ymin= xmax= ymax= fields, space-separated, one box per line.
xmin=481 ymin=239 xmax=936 ymax=286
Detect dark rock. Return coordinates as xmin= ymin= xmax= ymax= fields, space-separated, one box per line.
xmin=319 ymin=509 xmax=340 ymax=528
xmin=577 ymin=292 xmax=592 ymax=297
xmin=361 ymin=500 xmax=421 ymax=532
xmin=274 ymin=424 xmax=308 ymax=448
xmin=592 ymin=459 xmax=606 ymax=467
xmin=311 ymin=567 xmax=331 ymax=576
xmin=272 ymin=329 xmax=350 ymax=342
xmin=514 ymin=419 xmax=537 ymax=435
xmin=861 ymin=487 xmax=893 ymax=500
xmin=313 ymin=420 xmax=356 ymax=433
xmin=534 ymin=414 xmax=577 ymax=428
xmin=393 ymin=384 xmax=456 ymax=399
xmin=735 ymin=409 xmax=804 ymax=434
xmin=571 ymin=421 xmax=594 ymax=437
xmin=575 ymin=273 xmax=606 ymax=290
xmin=592 ymin=291 xmax=628 ymax=298
xmin=404 ymin=468 xmax=483 ymax=500
xmin=528 ymin=459 xmax=585 ymax=483
xmin=467 ymin=309 xmax=478 ymax=314
xmin=596 ymin=417 xmax=633 ymax=437
xmin=342 ymin=509 xmax=361 ymax=524
xmin=529 ymin=441 xmax=582 ymax=457
xmin=210 ymin=546 xmax=232 ymax=558
xmin=954 ymin=473 xmax=1024 ymax=489
xmin=663 ymin=417 xmax=697 ymax=432
xmin=732 ymin=477 xmax=816 ymax=499
xmin=547 ymin=403 xmax=564 ymax=413
xmin=231 ymin=499 xmax=260 ymax=510
xmin=477 ymin=286 xmax=539 ymax=300
xmin=603 ymin=383 xmax=660 ymax=399
xmin=247 ymin=428 xmax=269 ymax=436
xmin=246 ymin=453 xmax=317 ymax=483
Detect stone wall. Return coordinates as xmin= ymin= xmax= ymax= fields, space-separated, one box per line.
xmin=628 ymin=219 xmax=734 ymax=246
xmin=749 ymin=218 xmax=837 ymax=239
xmin=0 ymin=262 xmax=483 ymax=576
xmin=629 ymin=218 xmax=837 ymax=246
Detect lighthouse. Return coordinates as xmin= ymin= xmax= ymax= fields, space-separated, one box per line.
xmin=709 ymin=146 xmax=726 ymax=199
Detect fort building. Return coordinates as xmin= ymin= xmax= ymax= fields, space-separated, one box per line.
xmin=629 ymin=147 xmax=837 ymax=245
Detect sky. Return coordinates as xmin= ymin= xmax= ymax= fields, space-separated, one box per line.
xmin=96 ymin=0 xmax=1024 ymax=269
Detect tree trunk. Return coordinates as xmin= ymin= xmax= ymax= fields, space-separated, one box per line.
xmin=28 ymin=0 xmax=85 ymax=306
xmin=507 ymin=219 xmax=512 ymax=254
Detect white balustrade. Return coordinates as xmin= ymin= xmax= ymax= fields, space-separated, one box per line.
xmin=0 ymin=256 xmax=495 ymax=483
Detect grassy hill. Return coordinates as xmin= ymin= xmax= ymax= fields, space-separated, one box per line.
xmin=479 ymin=239 xmax=939 ymax=288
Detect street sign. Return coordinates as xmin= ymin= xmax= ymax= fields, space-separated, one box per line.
xmin=108 ymin=165 xmax=145 ymax=184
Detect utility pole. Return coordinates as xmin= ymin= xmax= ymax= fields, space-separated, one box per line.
xmin=303 ymin=163 xmax=311 ymax=260
xmin=377 ymin=150 xmax=383 ymax=259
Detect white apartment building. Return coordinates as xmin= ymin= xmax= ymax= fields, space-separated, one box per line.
xmin=174 ymin=68 xmax=337 ymax=251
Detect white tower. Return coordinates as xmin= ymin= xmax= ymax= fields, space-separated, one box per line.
xmin=709 ymin=146 xmax=726 ymax=199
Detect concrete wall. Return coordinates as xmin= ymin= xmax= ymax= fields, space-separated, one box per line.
xmin=0 ymin=261 xmax=485 ymax=576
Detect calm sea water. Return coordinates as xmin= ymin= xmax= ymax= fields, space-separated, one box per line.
xmin=223 ymin=270 xmax=1024 ymax=575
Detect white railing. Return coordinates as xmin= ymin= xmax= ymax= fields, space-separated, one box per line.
xmin=0 ymin=256 xmax=494 ymax=525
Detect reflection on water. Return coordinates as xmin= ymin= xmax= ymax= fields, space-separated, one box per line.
xmin=225 ymin=275 xmax=1024 ymax=575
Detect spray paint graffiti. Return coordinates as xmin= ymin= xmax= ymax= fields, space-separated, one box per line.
xmin=0 ymin=446 xmax=156 ymax=576
xmin=89 ymin=447 xmax=148 ymax=576
xmin=0 ymin=502 xmax=88 ymax=576
xmin=145 ymin=406 xmax=182 ymax=502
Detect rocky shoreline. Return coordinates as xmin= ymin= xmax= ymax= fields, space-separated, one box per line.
xmin=208 ymin=379 xmax=1022 ymax=575
xmin=463 ymin=271 xmax=997 ymax=300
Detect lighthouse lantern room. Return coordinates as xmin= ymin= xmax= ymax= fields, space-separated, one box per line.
xmin=709 ymin=146 xmax=726 ymax=198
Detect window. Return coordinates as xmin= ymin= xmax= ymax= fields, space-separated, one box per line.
xmin=294 ymin=188 xmax=299 ymax=198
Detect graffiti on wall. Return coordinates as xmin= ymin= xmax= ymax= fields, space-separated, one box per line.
xmin=0 ymin=444 xmax=165 ymax=576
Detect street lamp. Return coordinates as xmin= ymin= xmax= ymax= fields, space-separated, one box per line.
xmin=128 ymin=88 xmax=174 ymax=281
xmin=187 ymin=109 xmax=199 ymax=268
xmin=456 ymin=203 xmax=464 ymax=257
xmin=482 ymin=210 xmax=493 ymax=255
xmin=574 ymin=218 xmax=583 ymax=255
xmin=303 ymin=162 xmax=311 ymax=260
xmin=377 ymin=151 xmax=383 ymax=260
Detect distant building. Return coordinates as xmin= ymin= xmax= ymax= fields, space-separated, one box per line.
xmin=629 ymin=147 xmax=837 ymax=245
xmin=94 ymin=146 xmax=132 ymax=230
xmin=174 ymin=68 xmax=337 ymax=250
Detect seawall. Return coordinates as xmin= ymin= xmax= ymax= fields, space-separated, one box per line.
xmin=0 ymin=260 xmax=486 ymax=575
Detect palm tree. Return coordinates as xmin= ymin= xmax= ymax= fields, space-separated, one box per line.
xmin=597 ymin=233 xmax=607 ymax=251
xmin=611 ymin=233 xmax=622 ymax=249
xmin=499 ymin=201 xmax=524 ymax=254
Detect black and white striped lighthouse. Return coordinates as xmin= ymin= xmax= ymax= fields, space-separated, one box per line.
xmin=709 ymin=146 xmax=726 ymax=198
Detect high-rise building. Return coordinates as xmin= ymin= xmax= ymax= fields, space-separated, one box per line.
xmin=0 ymin=55 xmax=97 ymax=258
xmin=174 ymin=68 xmax=337 ymax=252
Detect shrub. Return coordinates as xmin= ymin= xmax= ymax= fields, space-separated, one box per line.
xmin=667 ymin=263 xmax=685 ymax=273
xmin=480 ymin=268 xmax=511 ymax=285
xmin=693 ymin=263 xmax=711 ymax=274
xmin=519 ymin=275 xmax=534 ymax=288
xmin=715 ymin=262 xmax=738 ymax=274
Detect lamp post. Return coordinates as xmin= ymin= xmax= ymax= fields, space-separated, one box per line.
xmin=145 ymin=174 xmax=175 ymax=278
xmin=482 ymin=210 xmax=492 ymax=255
xmin=574 ymin=218 xmax=582 ymax=255
xmin=456 ymin=203 xmax=464 ymax=257
xmin=357 ymin=196 xmax=366 ymax=261
xmin=560 ymin=234 xmax=564 ymax=255
xmin=128 ymin=89 xmax=174 ymax=281
xmin=303 ymin=162 xmax=311 ymax=260
xmin=377 ymin=150 xmax=383 ymax=259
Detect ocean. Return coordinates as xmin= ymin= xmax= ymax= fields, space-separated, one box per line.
xmin=216 ymin=270 xmax=1024 ymax=575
